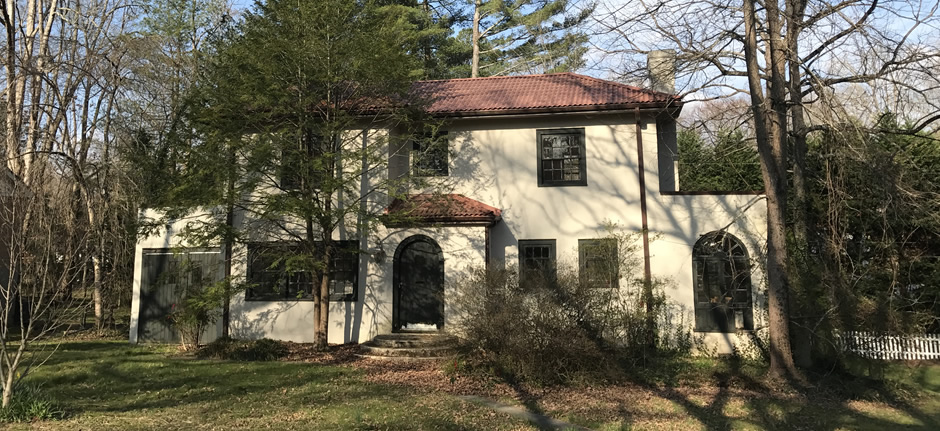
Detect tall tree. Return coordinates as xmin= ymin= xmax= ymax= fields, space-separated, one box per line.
xmin=594 ymin=0 xmax=940 ymax=379
xmin=469 ymin=0 xmax=592 ymax=77
xmin=188 ymin=0 xmax=433 ymax=349
xmin=0 ymin=0 xmax=136 ymax=403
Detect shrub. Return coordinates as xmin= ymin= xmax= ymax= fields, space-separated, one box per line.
xmin=164 ymin=256 xmax=242 ymax=351
xmin=198 ymin=337 xmax=289 ymax=361
xmin=449 ymin=224 xmax=696 ymax=384
xmin=0 ymin=385 xmax=63 ymax=422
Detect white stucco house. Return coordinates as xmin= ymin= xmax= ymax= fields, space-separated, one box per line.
xmin=130 ymin=69 xmax=767 ymax=353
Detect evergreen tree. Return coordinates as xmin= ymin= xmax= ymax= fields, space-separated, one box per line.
xmin=677 ymin=127 xmax=762 ymax=192
xmin=469 ymin=0 xmax=592 ymax=77
xmin=187 ymin=0 xmax=436 ymax=348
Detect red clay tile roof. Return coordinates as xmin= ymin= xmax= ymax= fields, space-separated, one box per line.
xmin=410 ymin=72 xmax=681 ymax=117
xmin=384 ymin=194 xmax=502 ymax=225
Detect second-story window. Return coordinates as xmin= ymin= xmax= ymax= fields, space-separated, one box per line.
xmin=537 ymin=128 xmax=586 ymax=187
xmin=280 ymin=130 xmax=331 ymax=190
xmin=412 ymin=130 xmax=448 ymax=176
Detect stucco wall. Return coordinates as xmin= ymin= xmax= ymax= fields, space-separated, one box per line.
xmin=434 ymin=112 xmax=768 ymax=354
xmin=228 ymin=225 xmax=485 ymax=344
xmin=131 ymin=111 xmax=767 ymax=354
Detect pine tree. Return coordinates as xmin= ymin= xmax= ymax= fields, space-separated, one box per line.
xmin=469 ymin=0 xmax=592 ymax=77
xmin=187 ymin=0 xmax=436 ymax=348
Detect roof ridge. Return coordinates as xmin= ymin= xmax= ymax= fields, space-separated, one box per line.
xmin=416 ymin=72 xmax=577 ymax=84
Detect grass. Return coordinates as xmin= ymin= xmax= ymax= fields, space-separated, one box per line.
xmin=531 ymin=356 xmax=940 ymax=431
xmin=4 ymin=341 xmax=939 ymax=430
xmin=8 ymin=341 xmax=532 ymax=430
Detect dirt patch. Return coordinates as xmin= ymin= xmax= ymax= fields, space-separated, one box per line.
xmin=281 ymin=342 xmax=361 ymax=364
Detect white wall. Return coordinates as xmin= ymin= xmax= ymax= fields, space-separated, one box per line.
xmin=228 ymin=225 xmax=485 ymax=344
xmin=131 ymin=110 xmax=767 ymax=353
xmin=436 ymin=111 xmax=767 ymax=354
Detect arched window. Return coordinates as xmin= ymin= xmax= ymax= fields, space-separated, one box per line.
xmin=692 ymin=232 xmax=754 ymax=332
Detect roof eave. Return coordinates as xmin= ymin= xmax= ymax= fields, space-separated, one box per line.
xmin=381 ymin=214 xmax=501 ymax=228
xmin=425 ymin=100 xmax=683 ymax=119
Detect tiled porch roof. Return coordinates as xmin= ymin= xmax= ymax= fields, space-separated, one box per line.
xmin=384 ymin=194 xmax=502 ymax=226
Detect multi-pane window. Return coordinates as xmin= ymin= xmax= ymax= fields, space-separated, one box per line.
xmin=412 ymin=130 xmax=448 ymax=176
xmin=246 ymin=241 xmax=360 ymax=302
xmin=280 ymin=130 xmax=330 ymax=190
xmin=537 ymin=128 xmax=586 ymax=186
xmin=579 ymin=239 xmax=618 ymax=288
xmin=328 ymin=241 xmax=360 ymax=301
xmin=692 ymin=232 xmax=754 ymax=332
xmin=518 ymin=239 xmax=556 ymax=283
xmin=247 ymin=243 xmax=311 ymax=300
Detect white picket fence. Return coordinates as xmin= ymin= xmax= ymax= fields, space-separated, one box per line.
xmin=838 ymin=331 xmax=940 ymax=360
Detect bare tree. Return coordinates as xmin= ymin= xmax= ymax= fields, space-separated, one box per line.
xmin=0 ymin=0 xmax=140 ymax=404
xmin=0 ymin=170 xmax=84 ymax=407
xmin=2 ymin=0 xmax=140 ymax=331
xmin=592 ymin=0 xmax=940 ymax=379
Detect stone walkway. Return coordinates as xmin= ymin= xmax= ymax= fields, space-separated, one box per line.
xmin=457 ymin=395 xmax=591 ymax=430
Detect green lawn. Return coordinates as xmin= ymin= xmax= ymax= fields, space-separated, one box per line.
xmin=11 ymin=341 xmax=532 ymax=430
xmin=6 ymin=341 xmax=940 ymax=430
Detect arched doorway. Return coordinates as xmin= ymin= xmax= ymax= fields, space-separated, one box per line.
xmin=393 ymin=235 xmax=444 ymax=331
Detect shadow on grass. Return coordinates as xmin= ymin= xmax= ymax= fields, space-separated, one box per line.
xmin=26 ymin=341 xmax=411 ymax=416
xmin=493 ymin=353 xmax=940 ymax=431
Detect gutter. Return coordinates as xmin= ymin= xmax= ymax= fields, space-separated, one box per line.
xmin=424 ymin=102 xmax=683 ymax=121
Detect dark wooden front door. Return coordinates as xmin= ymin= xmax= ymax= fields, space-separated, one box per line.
xmin=394 ymin=236 xmax=444 ymax=331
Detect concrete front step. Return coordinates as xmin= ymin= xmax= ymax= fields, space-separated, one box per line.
xmin=359 ymin=333 xmax=458 ymax=359
xmin=360 ymin=344 xmax=456 ymax=358
xmin=369 ymin=334 xmax=457 ymax=349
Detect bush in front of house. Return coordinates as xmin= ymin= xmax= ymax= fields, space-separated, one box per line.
xmin=449 ymin=262 xmax=696 ymax=385
xmin=0 ymin=384 xmax=63 ymax=423
xmin=198 ymin=337 xmax=289 ymax=361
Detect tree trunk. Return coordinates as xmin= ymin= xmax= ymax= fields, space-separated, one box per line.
xmin=221 ymin=210 xmax=233 ymax=339
xmin=316 ymin=244 xmax=332 ymax=349
xmin=2 ymin=373 xmax=12 ymax=408
xmin=785 ymin=0 xmax=814 ymax=369
xmin=92 ymin=255 xmax=103 ymax=332
xmin=471 ymin=0 xmax=481 ymax=78
xmin=221 ymin=146 xmax=237 ymax=338
xmin=742 ymin=0 xmax=800 ymax=381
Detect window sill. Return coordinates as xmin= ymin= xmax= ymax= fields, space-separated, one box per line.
xmin=244 ymin=297 xmax=315 ymax=302
xmin=538 ymin=181 xmax=587 ymax=187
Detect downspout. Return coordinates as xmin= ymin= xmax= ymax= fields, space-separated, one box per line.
xmin=635 ymin=108 xmax=655 ymax=348
xmin=635 ymin=108 xmax=652 ymax=283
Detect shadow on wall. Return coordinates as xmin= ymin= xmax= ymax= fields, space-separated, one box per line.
xmin=441 ymin=112 xmax=768 ymax=349
xmin=230 ymin=301 xmax=301 ymax=341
